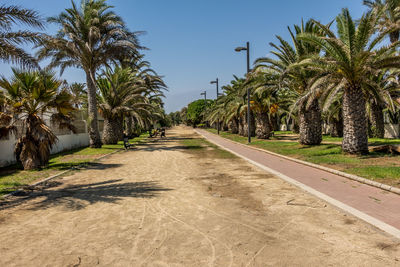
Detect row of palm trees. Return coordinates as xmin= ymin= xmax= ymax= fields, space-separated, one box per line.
xmin=205 ymin=1 xmax=400 ymax=154
xmin=0 ymin=1 xmax=166 ymax=169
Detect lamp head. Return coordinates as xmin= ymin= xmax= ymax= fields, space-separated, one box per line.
xmin=235 ymin=47 xmax=247 ymax=52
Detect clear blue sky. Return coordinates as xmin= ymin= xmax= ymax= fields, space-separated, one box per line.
xmin=3 ymin=0 xmax=367 ymax=112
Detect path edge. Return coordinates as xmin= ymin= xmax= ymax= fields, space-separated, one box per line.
xmin=198 ymin=130 xmax=400 ymax=196
xmin=195 ymin=129 xmax=400 ymax=240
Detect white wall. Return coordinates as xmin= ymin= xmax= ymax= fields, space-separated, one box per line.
xmin=0 ymin=136 xmax=18 ymax=167
xmin=0 ymin=120 xmax=90 ymax=167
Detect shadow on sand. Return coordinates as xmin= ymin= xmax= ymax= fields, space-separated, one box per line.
xmin=1 ymin=179 xmax=171 ymax=211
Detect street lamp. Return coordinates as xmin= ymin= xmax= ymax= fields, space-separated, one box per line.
xmin=235 ymin=41 xmax=251 ymax=143
xmin=200 ymin=91 xmax=207 ymax=127
xmin=210 ymin=78 xmax=220 ymax=135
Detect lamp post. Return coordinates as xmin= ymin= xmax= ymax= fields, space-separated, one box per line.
xmin=210 ymin=78 xmax=220 ymax=134
xmin=235 ymin=41 xmax=251 ymax=143
xmin=200 ymin=91 xmax=207 ymax=126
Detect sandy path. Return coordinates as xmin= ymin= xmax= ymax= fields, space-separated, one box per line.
xmin=0 ymin=126 xmax=399 ymax=266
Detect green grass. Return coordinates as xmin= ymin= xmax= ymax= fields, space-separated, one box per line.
xmin=347 ymin=166 xmax=400 ymax=180
xmin=0 ymin=134 xmax=148 ymax=197
xmin=206 ymin=128 xmax=400 ymax=187
xmin=322 ymin=135 xmax=400 ymax=145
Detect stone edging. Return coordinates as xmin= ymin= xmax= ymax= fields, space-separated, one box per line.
xmin=197 ymin=130 xmax=400 ymax=196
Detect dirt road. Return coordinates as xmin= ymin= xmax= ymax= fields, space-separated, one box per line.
xmin=0 ymin=127 xmax=399 ymax=266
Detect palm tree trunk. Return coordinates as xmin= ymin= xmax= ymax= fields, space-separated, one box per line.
xmin=86 ymin=70 xmax=102 ymax=148
xmin=229 ymin=118 xmax=239 ymax=134
xmin=238 ymin=115 xmax=245 ymax=136
xmin=103 ymin=116 xmax=123 ymax=144
xmin=342 ymin=86 xmax=368 ymax=154
xmin=256 ymin=112 xmax=271 ymax=139
xmin=370 ymin=101 xmax=384 ymax=138
xmin=244 ymin=111 xmax=256 ymax=137
xmin=125 ymin=116 xmax=134 ymax=137
xmin=292 ymin=119 xmax=299 ymax=133
xmin=299 ymin=99 xmax=322 ymax=145
xmin=330 ymin=117 xmax=343 ymax=137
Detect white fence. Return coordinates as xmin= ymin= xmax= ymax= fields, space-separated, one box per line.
xmin=0 ymin=120 xmax=90 ymax=167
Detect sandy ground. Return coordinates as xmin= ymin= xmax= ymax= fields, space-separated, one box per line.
xmin=0 ymin=126 xmax=399 ymax=266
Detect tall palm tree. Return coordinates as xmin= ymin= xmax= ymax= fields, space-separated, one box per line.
xmin=255 ymin=19 xmax=326 ymax=145
xmin=38 ymin=0 xmax=141 ymax=148
xmin=0 ymin=4 xmax=44 ymax=68
xmin=0 ymin=69 xmax=75 ymax=170
xmin=297 ymin=9 xmax=400 ymax=153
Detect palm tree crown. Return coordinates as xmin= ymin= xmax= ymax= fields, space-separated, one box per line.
xmin=0 ymin=5 xmax=44 ymax=68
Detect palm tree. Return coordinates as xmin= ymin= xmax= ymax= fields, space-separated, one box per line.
xmin=255 ymin=19 xmax=326 ymax=145
xmin=297 ymin=9 xmax=400 ymax=153
xmin=219 ymin=76 xmax=254 ymax=136
xmin=366 ymin=71 xmax=400 ymax=137
xmin=0 ymin=4 xmax=44 ymax=68
xmin=67 ymin=82 xmax=87 ymax=109
xmin=97 ymin=66 xmax=154 ymax=144
xmin=248 ymin=70 xmax=281 ymax=139
xmin=0 ymin=69 xmax=75 ymax=170
xmin=364 ymin=0 xmax=400 ymax=43
xmin=38 ymin=0 xmax=141 ymax=148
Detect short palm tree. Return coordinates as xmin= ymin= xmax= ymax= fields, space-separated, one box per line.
xmin=67 ymin=82 xmax=87 ymax=109
xmin=38 ymin=0 xmax=141 ymax=148
xmin=0 ymin=69 xmax=75 ymax=170
xmin=0 ymin=4 xmax=44 ymax=68
xmin=248 ymin=70 xmax=281 ymax=139
xmin=97 ymin=67 xmax=153 ymax=144
xmin=297 ymin=9 xmax=400 ymax=153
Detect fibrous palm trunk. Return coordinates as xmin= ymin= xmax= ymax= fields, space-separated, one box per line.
xmin=125 ymin=116 xmax=133 ymax=137
xmin=86 ymin=70 xmax=102 ymax=148
xmin=238 ymin=115 xmax=245 ymax=136
xmin=342 ymin=86 xmax=368 ymax=154
xmin=256 ymin=112 xmax=271 ymax=139
xmin=103 ymin=116 xmax=123 ymax=144
xmin=370 ymin=101 xmax=384 ymax=139
xmin=292 ymin=119 xmax=299 ymax=133
xmin=299 ymin=99 xmax=322 ymax=145
xmin=229 ymin=118 xmax=239 ymax=134
xmin=330 ymin=117 xmax=343 ymax=137
xmin=244 ymin=111 xmax=256 ymax=137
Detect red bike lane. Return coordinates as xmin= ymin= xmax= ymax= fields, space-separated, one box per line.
xmin=197 ymin=129 xmax=400 ymax=238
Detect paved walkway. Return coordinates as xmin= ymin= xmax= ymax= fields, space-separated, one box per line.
xmin=197 ymin=129 xmax=400 ymax=233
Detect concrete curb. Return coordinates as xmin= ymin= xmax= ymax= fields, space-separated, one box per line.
xmin=199 ymin=130 xmax=400 ymax=196
xmin=2 ymin=149 xmax=123 ymax=199
xmin=195 ymin=129 xmax=400 ymax=240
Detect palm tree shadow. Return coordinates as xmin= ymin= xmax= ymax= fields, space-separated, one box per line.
xmin=1 ymin=179 xmax=171 ymax=211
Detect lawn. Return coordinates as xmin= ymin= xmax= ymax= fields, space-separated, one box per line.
xmin=206 ymin=129 xmax=400 ymax=188
xmin=0 ymin=134 xmax=148 ymax=197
